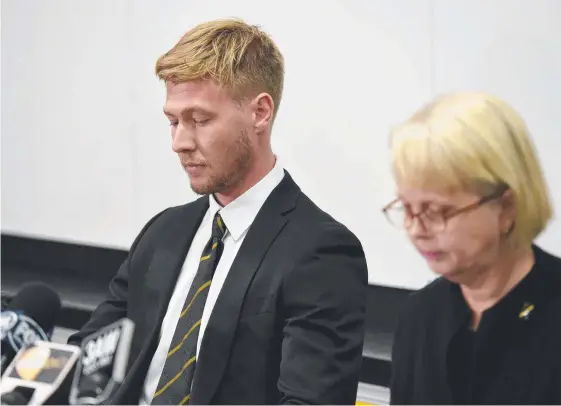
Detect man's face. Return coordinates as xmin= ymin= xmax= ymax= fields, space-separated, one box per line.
xmin=164 ymin=80 xmax=254 ymax=196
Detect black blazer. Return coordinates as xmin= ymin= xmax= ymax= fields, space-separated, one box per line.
xmin=390 ymin=245 xmax=561 ymax=405
xmin=67 ymin=172 xmax=368 ymax=405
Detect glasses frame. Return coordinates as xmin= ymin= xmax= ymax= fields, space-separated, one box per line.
xmin=382 ymin=186 xmax=508 ymax=231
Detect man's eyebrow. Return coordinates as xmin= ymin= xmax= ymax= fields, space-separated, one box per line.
xmin=163 ymin=108 xmax=180 ymax=116
xmin=163 ymin=107 xmax=212 ymax=117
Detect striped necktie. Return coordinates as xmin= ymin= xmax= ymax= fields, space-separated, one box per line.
xmin=151 ymin=212 xmax=227 ymax=405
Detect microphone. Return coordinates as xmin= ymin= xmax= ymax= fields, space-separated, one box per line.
xmin=69 ymin=318 xmax=135 ymax=405
xmin=1 ymin=283 xmax=62 ymax=374
xmin=0 ymin=340 xmax=81 ymax=405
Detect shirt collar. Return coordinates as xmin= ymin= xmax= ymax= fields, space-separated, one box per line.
xmin=208 ymin=157 xmax=285 ymax=241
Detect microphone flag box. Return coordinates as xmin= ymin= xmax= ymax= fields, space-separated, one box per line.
xmin=0 ymin=340 xmax=81 ymax=404
xmin=69 ymin=318 xmax=135 ymax=405
xmin=1 ymin=310 xmax=51 ymax=372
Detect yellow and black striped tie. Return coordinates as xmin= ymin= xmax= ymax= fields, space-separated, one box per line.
xmin=151 ymin=212 xmax=227 ymax=405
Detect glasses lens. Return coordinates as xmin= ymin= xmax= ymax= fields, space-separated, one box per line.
xmin=385 ymin=206 xmax=406 ymax=228
xmin=419 ymin=210 xmax=445 ymax=231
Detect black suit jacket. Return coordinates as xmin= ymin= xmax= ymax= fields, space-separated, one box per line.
xmin=67 ymin=172 xmax=368 ymax=405
xmin=390 ymin=245 xmax=561 ymax=405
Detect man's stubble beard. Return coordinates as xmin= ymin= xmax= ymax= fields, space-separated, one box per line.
xmin=191 ymin=129 xmax=253 ymax=196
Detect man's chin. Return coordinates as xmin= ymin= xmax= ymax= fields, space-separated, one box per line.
xmin=190 ymin=183 xmax=212 ymax=196
xmin=189 ymin=178 xmax=222 ymax=196
xmin=186 ymin=177 xmax=205 ymax=194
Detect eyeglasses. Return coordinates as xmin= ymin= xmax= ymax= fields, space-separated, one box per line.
xmin=382 ymin=187 xmax=508 ymax=232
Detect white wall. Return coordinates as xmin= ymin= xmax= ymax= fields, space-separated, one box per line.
xmin=2 ymin=0 xmax=560 ymax=290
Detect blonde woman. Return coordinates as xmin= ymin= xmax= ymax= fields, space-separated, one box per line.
xmin=384 ymin=92 xmax=560 ymax=405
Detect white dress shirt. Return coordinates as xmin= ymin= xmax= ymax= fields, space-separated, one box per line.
xmin=141 ymin=159 xmax=285 ymax=404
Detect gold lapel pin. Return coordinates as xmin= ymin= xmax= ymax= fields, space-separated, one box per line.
xmin=519 ymin=302 xmax=534 ymax=320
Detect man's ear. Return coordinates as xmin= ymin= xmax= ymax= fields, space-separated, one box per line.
xmin=251 ymin=93 xmax=274 ymax=134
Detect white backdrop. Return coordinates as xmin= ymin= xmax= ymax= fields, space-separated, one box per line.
xmin=2 ymin=0 xmax=560 ymax=290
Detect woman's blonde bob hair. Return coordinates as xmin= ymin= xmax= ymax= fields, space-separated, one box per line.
xmin=389 ymin=91 xmax=553 ymax=246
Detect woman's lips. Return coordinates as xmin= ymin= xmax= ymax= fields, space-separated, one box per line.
xmin=419 ymin=250 xmax=443 ymax=260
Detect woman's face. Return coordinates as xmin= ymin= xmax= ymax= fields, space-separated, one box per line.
xmin=395 ymin=184 xmax=514 ymax=282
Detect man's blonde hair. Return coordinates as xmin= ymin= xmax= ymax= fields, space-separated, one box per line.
xmin=389 ymin=91 xmax=553 ymax=246
xmin=155 ymin=18 xmax=284 ymax=119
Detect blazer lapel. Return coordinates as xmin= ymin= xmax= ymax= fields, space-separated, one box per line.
xmin=190 ymin=173 xmax=300 ymax=405
xmin=118 ymin=197 xmax=209 ymax=402
xmin=147 ymin=197 xmax=210 ymax=323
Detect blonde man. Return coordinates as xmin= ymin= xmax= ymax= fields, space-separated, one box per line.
xmin=384 ymin=92 xmax=561 ymax=404
xmin=68 ymin=19 xmax=368 ymax=405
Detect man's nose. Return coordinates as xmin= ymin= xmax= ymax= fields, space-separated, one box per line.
xmin=172 ymin=124 xmax=196 ymax=153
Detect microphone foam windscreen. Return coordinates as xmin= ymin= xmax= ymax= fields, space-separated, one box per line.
xmin=7 ymin=282 xmax=62 ymax=332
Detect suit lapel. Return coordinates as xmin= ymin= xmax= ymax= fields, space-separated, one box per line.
xmin=119 ymin=197 xmax=209 ymax=401
xmin=190 ymin=173 xmax=300 ymax=405
xmin=149 ymin=197 xmax=210 ymax=324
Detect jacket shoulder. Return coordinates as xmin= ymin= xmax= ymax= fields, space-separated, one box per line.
xmin=397 ymin=276 xmax=452 ymax=325
xmin=139 ymin=197 xmax=207 ymax=233
xmin=534 ymin=244 xmax=561 ymax=285
xmin=532 ymin=245 xmax=561 ymax=327
xmin=293 ymin=192 xmax=360 ymax=239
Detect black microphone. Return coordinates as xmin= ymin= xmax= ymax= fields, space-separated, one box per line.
xmin=69 ymin=318 xmax=135 ymax=405
xmin=1 ymin=283 xmax=62 ymax=374
xmin=0 ymin=340 xmax=81 ymax=405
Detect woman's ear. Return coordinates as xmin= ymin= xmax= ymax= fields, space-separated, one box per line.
xmin=499 ymin=189 xmax=516 ymax=235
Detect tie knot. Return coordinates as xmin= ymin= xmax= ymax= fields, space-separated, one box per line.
xmin=212 ymin=212 xmax=227 ymax=240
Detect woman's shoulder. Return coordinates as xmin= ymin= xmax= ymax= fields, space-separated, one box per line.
xmin=533 ymin=244 xmax=561 ymax=309
xmin=533 ymin=244 xmax=561 ymax=283
xmin=532 ymin=245 xmax=561 ymax=320
xmin=397 ymin=277 xmax=454 ymax=324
